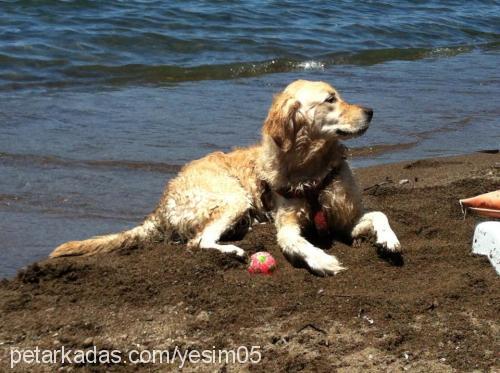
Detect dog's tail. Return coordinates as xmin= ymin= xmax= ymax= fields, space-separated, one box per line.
xmin=49 ymin=217 xmax=162 ymax=258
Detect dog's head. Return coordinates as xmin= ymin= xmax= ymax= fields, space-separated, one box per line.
xmin=263 ymin=80 xmax=373 ymax=152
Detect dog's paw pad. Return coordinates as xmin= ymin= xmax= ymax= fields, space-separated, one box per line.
xmin=352 ymin=238 xmax=363 ymax=248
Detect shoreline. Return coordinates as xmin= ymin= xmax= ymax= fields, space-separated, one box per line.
xmin=0 ymin=152 xmax=499 ymax=371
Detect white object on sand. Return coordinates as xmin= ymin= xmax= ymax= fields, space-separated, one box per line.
xmin=472 ymin=221 xmax=500 ymax=275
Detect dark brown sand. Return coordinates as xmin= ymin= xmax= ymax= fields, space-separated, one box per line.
xmin=0 ymin=152 xmax=499 ymax=372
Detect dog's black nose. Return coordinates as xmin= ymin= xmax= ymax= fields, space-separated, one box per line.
xmin=363 ymin=107 xmax=373 ymax=121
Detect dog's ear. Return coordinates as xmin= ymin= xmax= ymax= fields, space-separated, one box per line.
xmin=262 ymin=93 xmax=304 ymax=152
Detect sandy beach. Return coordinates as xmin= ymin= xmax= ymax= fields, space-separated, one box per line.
xmin=0 ymin=151 xmax=498 ymax=372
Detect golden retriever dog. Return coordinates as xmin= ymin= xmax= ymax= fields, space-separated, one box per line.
xmin=50 ymin=80 xmax=401 ymax=276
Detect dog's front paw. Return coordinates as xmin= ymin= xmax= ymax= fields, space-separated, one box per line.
xmin=305 ymin=249 xmax=345 ymax=276
xmin=376 ymin=229 xmax=401 ymax=253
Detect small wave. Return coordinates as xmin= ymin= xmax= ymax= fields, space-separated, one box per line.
xmin=0 ymin=42 xmax=496 ymax=90
xmin=320 ymin=45 xmax=476 ymax=66
xmin=0 ymin=152 xmax=182 ymax=174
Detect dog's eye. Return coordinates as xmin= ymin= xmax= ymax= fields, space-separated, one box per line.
xmin=325 ymin=95 xmax=336 ymax=104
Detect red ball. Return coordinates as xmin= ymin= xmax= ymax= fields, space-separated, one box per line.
xmin=248 ymin=252 xmax=277 ymax=275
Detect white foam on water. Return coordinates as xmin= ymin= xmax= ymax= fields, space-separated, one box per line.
xmin=297 ymin=61 xmax=325 ymax=70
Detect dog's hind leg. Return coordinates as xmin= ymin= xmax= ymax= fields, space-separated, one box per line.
xmin=193 ymin=214 xmax=247 ymax=258
xmin=351 ymin=211 xmax=401 ymax=252
xmin=187 ymin=194 xmax=251 ymax=258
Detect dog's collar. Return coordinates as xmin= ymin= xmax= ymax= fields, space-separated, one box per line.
xmin=274 ymin=165 xmax=340 ymax=200
xmin=273 ymin=144 xmax=347 ymax=199
xmin=259 ymin=165 xmax=341 ymax=234
xmin=271 ymin=167 xmax=341 ymax=234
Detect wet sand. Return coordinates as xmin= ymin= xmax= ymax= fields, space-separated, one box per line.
xmin=0 ymin=152 xmax=499 ymax=372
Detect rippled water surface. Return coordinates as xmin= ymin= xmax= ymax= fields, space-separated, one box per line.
xmin=0 ymin=1 xmax=499 ymax=277
xmin=1 ymin=1 xmax=499 ymax=88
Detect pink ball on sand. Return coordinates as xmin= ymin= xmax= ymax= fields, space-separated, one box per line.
xmin=248 ymin=251 xmax=277 ymax=275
